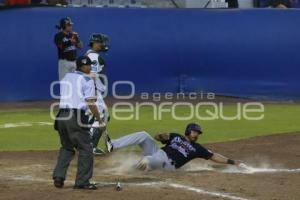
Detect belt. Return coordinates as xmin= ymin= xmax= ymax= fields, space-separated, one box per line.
xmin=58 ymin=108 xmax=90 ymax=130
xmin=166 ymin=158 xmax=176 ymax=166
xmin=162 ymin=159 xmax=176 ymax=170
xmin=170 ymin=160 xmax=176 ymax=166
xmin=59 ymin=108 xmax=88 ymax=117
xmin=161 ymin=149 xmax=176 ymax=166
xmin=59 ymin=108 xmax=83 ymax=112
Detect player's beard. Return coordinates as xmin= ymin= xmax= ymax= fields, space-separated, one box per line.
xmin=190 ymin=136 xmax=198 ymax=142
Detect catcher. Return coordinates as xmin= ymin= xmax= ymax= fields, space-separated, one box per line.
xmin=85 ymin=33 xmax=110 ymax=155
xmin=105 ymin=122 xmax=244 ymax=171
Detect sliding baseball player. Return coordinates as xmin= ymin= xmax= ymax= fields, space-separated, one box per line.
xmin=105 ymin=122 xmax=245 ymax=171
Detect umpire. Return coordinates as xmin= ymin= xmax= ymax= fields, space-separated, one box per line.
xmin=54 ymin=17 xmax=83 ymax=80
xmin=53 ymin=55 xmax=105 ymax=190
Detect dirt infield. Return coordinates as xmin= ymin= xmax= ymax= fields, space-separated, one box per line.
xmin=0 ymin=132 xmax=300 ymax=200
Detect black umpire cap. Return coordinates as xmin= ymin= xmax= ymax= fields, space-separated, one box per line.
xmin=76 ymin=56 xmax=92 ymax=70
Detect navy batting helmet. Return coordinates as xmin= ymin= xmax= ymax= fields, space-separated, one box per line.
xmin=89 ymin=33 xmax=110 ymax=52
xmin=185 ymin=123 xmax=202 ymax=136
xmin=56 ymin=17 xmax=73 ymax=30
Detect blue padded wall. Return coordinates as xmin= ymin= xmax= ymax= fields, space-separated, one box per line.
xmin=0 ymin=8 xmax=299 ymax=101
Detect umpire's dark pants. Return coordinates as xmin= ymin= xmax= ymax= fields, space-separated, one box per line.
xmin=53 ymin=109 xmax=93 ymax=186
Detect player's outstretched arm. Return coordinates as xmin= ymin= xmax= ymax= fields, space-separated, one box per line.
xmin=154 ymin=133 xmax=170 ymax=144
xmin=210 ymin=153 xmax=240 ymax=166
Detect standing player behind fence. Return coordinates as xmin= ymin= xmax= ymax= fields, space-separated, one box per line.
xmin=54 ymin=17 xmax=83 ymax=80
xmin=53 ymin=56 xmax=105 ymax=190
xmin=85 ymin=33 xmax=110 ymax=155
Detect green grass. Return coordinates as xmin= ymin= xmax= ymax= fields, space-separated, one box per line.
xmin=0 ymin=104 xmax=300 ymax=151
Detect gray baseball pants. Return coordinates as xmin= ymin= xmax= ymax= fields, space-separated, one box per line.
xmin=58 ymin=59 xmax=76 ymax=80
xmin=111 ymin=131 xmax=175 ymax=171
xmin=53 ymin=109 xmax=94 ymax=186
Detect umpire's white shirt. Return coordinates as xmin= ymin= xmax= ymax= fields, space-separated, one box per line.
xmin=59 ymin=71 xmax=96 ymax=111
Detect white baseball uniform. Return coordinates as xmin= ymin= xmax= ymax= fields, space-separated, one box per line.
xmin=85 ymin=49 xmax=109 ymax=126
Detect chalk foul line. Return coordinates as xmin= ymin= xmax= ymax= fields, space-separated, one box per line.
xmin=0 ymin=122 xmax=53 ymax=129
xmin=169 ymin=183 xmax=251 ymax=200
xmin=0 ymin=174 xmax=251 ymax=200
xmin=185 ymin=164 xmax=300 ymax=174
xmin=129 ymin=181 xmax=251 ymax=200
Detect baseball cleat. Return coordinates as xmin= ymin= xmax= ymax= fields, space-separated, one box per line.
xmin=53 ymin=177 xmax=64 ymax=188
xmin=104 ymin=132 xmax=114 ymax=153
xmin=73 ymin=183 xmax=98 ymax=190
xmin=136 ymin=158 xmax=149 ymax=171
xmin=116 ymin=181 xmax=122 ymax=191
xmin=93 ymin=147 xmax=105 ymax=156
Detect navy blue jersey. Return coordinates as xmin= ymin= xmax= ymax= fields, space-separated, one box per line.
xmin=54 ymin=31 xmax=77 ymax=61
xmin=161 ymin=133 xmax=213 ymax=169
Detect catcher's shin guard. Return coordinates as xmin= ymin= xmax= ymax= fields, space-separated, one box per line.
xmin=90 ymin=127 xmax=104 ymax=148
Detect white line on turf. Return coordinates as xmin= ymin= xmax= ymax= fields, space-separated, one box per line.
xmin=185 ymin=163 xmax=300 ymax=174
xmin=169 ymin=183 xmax=251 ymax=200
xmin=0 ymin=122 xmax=52 ymax=128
